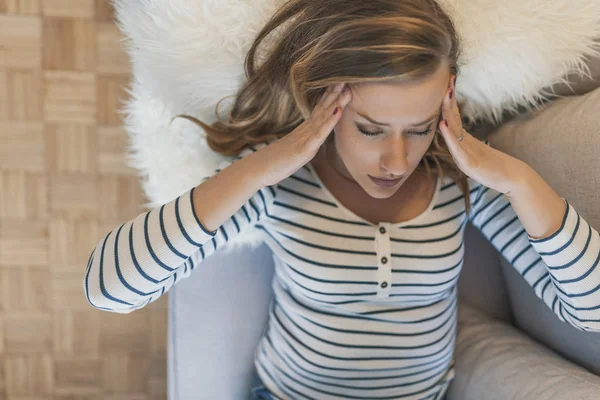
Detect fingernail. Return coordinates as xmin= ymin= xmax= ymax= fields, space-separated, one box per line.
xmin=333 ymin=107 xmax=339 ymax=115
xmin=336 ymin=83 xmax=344 ymax=91
xmin=444 ymin=119 xmax=449 ymax=127
xmin=449 ymin=89 xmax=453 ymax=100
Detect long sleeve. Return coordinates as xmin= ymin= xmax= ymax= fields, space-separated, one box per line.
xmin=468 ymin=149 xmax=600 ymax=332
xmin=83 ymin=144 xmax=277 ymax=313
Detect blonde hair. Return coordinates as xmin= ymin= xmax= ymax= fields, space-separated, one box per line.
xmin=180 ymin=0 xmax=472 ymax=213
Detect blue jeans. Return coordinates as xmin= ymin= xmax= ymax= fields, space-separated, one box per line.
xmin=250 ymin=369 xmax=449 ymax=400
xmin=250 ymin=368 xmax=275 ymax=400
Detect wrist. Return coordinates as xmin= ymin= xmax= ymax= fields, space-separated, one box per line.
xmin=239 ymin=150 xmax=270 ymax=191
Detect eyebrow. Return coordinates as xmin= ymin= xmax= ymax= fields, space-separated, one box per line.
xmin=356 ymin=108 xmax=441 ymax=127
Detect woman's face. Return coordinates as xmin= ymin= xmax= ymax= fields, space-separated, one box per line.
xmin=329 ymin=64 xmax=453 ymax=199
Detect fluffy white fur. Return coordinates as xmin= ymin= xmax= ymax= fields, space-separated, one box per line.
xmin=114 ymin=0 xmax=600 ymax=251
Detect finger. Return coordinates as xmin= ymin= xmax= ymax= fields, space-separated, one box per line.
xmin=315 ymin=89 xmax=351 ymax=141
xmin=441 ymin=86 xmax=463 ymax=141
xmin=314 ymin=84 xmax=336 ymax=110
xmin=317 ymin=83 xmax=346 ymax=117
xmin=438 ymin=117 xmax=460 ymax=152
xmin=311 ymin=84 xmax=341 ymax=122
xmin=315 ymin=83 xmax=350 ymax=122
xmin=450 ymin=81 xmax=463 ymax=124
xmin=439 ymin=116 xmax=472 ymax=157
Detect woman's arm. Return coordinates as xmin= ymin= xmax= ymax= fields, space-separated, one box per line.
xmin=469 ymin=177 xmax=600 ymax=332
xmin=505 ymin=162 xmax=567 ymax=240
xmin=192 ymin=148 xmax=270 ymax=233
xmin=83 ymin=145 xmax=277 ymax=313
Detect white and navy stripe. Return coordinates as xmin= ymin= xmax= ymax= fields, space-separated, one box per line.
xmin=84 ymin=141 xmax=600 ymax=399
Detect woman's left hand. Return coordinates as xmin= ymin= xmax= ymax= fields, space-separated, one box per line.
xmin=437 ymin=79 xmax=528 ymax=197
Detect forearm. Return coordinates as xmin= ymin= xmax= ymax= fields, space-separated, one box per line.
xmin=499 ymin=163 xmax=600 ymax=331
xmin=192 ymin=151 xmax=266 ymax=233
xmin=506 ymin=162 xmax=567 ymax=240
xmin=84 ymin=187 xmax=212 ymax=313
xmin=84 ymin=149 xmax=270 ymax=313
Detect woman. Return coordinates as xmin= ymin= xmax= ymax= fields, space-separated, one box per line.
xmin=84 ymin=0 xmax=600 ymax=399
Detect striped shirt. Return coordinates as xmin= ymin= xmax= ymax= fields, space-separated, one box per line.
xmin=84 ymin=141 xmax=600 ymax=400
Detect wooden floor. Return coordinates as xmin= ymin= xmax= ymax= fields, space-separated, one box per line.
xmin=0 ymin=1 xmax=168 ymax=399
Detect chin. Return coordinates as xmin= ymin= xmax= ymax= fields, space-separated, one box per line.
xmin=367 ymin=191 xmax=395 ymax=200
xmin=362 ymin=182 xmax=402 ymax=199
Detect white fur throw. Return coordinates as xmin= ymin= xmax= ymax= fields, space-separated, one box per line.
xmin=114 ymin=0 xmax=600 ymax=251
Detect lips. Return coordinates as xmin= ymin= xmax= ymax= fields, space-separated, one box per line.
xmin=368 ymin=174 xmax=404 ymax=188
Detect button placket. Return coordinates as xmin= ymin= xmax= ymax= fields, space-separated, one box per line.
xmin=375 ymin=222 xmax=392 ymax=298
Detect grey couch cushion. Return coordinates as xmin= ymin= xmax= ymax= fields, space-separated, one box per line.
xmin=502 ymin=259 xmax=600 ymax=376
xmin=457 ymin=223 xmax=514 ymax=324
xmin=447 ymin=302 xmax=600 ymax=400
xmin=488 ymin=86 xmax=600 ymax=377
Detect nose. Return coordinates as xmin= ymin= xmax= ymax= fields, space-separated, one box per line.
xmin=379 ymin=137 xmax=409 ymax=177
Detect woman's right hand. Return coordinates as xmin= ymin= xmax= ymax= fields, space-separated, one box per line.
xmin=249 ymin=82 xmax=353 ymax=187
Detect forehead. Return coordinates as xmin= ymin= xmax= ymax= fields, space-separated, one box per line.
xmin=349 ymin=66 xmax=450 ymax=124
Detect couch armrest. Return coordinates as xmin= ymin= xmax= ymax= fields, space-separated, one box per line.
xmin=167 ymin=243 xmax=276 ymax=400
xmin=447 ymin=301 xmax=600 ymax=400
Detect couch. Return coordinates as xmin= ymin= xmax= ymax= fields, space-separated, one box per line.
xmin=166 ymin=84 xmax=600 ymax=399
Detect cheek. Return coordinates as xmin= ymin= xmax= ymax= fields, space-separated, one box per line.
xmin=407 ymin=134 xmax=437 ymax=170
xmin=407 ymin=137 xmax=434 ymax=165
xmin=334 ymin=122 xmax=371 ymax=167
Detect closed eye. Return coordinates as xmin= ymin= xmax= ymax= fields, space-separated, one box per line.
xmin=356 ymin=123 xmax=432 ymax=138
